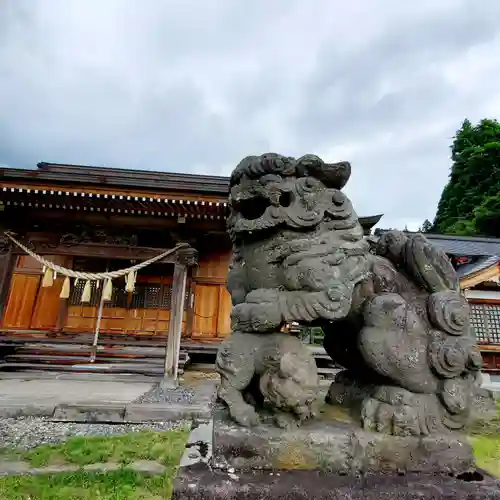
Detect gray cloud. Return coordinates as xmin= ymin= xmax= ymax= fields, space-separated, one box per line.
xmin=1 ymin=0 xmax=500 ymax=229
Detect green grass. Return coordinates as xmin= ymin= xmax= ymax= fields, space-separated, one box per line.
xmin=468 ymin=400 xmax=500 ymax=438
xmin=469 ymin=435 xmax=500 ymax=477
xmin=0 ymin=428 xmax=189 ymax=499
xmin=468 ymin=399 xmax=500 ymax=477
xmin=0 ymin=428 xmax=189 ymax=468
xmin=0 ymin=469 xmax=168 ymax=500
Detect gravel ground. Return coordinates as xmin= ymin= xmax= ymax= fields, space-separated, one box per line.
xmin=0 ymin=416 xmax=190 ymax=450
xmin=133 ymin=383 xmax=195 ymax=404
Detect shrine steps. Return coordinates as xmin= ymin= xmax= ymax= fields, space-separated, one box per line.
xmin=0 ymin=341 xmax=189 ymax=377
xmin=0 ymin=332 xmax=340 ymax=379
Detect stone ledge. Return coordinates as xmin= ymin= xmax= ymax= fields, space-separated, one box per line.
xmin=124 ymin=403 xmax=211 ymax=423
xmin=172 ymin=464 xmax=500 ymax=500
xmin=213 ymin=405 xmax=476 ymax=475
xmin=179 ymin=420 xmax=213 ymax=468
xmin=48 ymin=402 xmax=211 ymax=423
xmin=52 ymin=404 xmax=126 ymax=422
xmin=0 ymin=403 xmax=56 ymax=419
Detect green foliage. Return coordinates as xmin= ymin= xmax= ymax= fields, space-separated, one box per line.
xmin=433 ymin=118 xmax=500 ymax=236
xmin=418 ymin=219 xmax=433 ymax=233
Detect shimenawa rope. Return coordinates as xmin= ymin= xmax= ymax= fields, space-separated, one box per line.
xmin=4 ymin=231 xmax=188 ymax=300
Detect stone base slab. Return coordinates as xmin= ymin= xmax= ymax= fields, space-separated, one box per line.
xmin=212 ymin=405 xmax=476 ymax=475
xmin=172 ymin=464 xmax=500 ymax=500
xmin=21 ymin=402 xmax=213 ymax=423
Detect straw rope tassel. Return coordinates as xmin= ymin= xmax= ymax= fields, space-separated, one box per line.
xmin=41 ymin=267 xmax=54 ymax=288
xmin=125 ymin=270 xmax=136 ymax=293
xmin=103 ymin=278 xmax=113 ymax=301
xmin=60 ymin=276 xmax=71 ymax=299
xmin=81 ymin=280 xmax=92 ymax=303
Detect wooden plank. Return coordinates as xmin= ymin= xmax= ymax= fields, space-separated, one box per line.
xmin=30 ymin=277 xmax=65 ymax=330
xmin=217 ymin=286 xmax=232 ymax=338
xmin=0 ymin=175 xmax=229 ymax=200
xmin=192 ymin=284 xmax=219 ymax=338
xmin=0 ymin=244 xmax=15 ymax=319
xmin=2 ymin=274 xmax=41 ymax=329
xmin=194 ymin=250 xmax=230 ymax=280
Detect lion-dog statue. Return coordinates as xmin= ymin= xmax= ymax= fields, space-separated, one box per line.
xmin=215 ymin=153 xmax=482 ymax=435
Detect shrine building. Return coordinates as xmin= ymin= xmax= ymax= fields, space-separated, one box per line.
xmin=0 ymin=161 xmax=382 ymax=375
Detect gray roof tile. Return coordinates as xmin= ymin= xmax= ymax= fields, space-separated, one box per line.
xmin=424 ymin=234 xmax=500 ymax=257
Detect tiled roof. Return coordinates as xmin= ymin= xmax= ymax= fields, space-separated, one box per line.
xmin=424 ymin=234 xmax=500 ymax=257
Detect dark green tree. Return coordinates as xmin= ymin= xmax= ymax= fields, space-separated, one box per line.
xmin=432 ymin=118 xmax=500 ymax=236
xmin=418 ymin=219 xmax=432 ymax=233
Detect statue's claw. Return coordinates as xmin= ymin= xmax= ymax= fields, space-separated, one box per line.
xmin=360 ymin=387 xmax=423 ymax=437
xmin=230 ymin=404 xmax=260 ymax=427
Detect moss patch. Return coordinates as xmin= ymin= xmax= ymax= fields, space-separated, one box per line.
xmin=274 ymin=440 xmax=319 ymax=470
xmin=318 ymin=403 xmax=354 ymax=425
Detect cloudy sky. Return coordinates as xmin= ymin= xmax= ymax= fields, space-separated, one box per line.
xmin=1 ymin=0 xmax=500 ymax=230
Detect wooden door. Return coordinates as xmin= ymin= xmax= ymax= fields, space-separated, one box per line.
xmin=192 ymin=283 xmax=232 ymax=339
xmin=2 ymin=255 xmax=70 ymax=330
xmin=191 ymin=248 xmax=232 ymax=339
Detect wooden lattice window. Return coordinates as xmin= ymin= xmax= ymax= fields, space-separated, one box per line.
xmin=470 ymin=303 xmax=500 ymax=344
xmin=69 ymin=281 xmax=188 ymax=310
xmin=69 ymin=280 xmax=99 ymax=306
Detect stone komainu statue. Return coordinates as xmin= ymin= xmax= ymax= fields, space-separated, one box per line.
xmin=215 ymin=153 xmax=482 ymax=436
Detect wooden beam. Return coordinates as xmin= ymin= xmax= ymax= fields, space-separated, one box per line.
xmin=461 ymin=264 xmax=500 ymax=290
xmin=0 ymin=237 xmax=14 ymax=320
xmin=11 ymin=242 xmax=179 ymax=264
xmin=164 ymin=262 xmax=188 ymax=382
xmin=184 ymin=268 xmax=195 ymax=339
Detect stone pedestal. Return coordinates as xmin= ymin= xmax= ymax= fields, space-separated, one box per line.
xmin=212 ymin=403 xmax=475 ymax=475
xmin=172 ymin=403 xmax=499 ymax=499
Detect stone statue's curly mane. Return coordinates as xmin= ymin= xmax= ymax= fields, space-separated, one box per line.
xmin=230 ymin=153 xmax=351 ymax=189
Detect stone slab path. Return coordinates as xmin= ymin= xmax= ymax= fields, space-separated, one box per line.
xmin=0 ymin=459 xmax=167 ymax=477
xmin=0 ymin=378 xmax=154 ymax=406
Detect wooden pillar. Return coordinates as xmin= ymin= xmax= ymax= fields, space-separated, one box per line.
xmin=164 ymin=246 xmax=198 ymax=382
xmin=184 ymin=267 xmax=195 ymax=339
xmin=0 ymin=236 xmax=14 ymax=322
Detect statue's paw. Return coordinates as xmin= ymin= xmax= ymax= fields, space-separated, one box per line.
xmin=295 ymin=404 xmax=316 ymax=422
xmin=274 ymin=412 xmax=299 ymax=429
xmin=230 ymin=405 xmax=260 ymax=427
xmin=361 ymin=391 xmax=421 ymax=437
xmin=231 ymin=302 xmax=282 ymax=332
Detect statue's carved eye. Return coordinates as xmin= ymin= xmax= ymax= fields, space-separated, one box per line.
xmin=279 ymin=191 xmax=292 ymax=208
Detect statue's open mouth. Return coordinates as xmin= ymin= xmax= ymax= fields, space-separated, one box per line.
xmin=231 ymin=196 xmax=270 ymax=220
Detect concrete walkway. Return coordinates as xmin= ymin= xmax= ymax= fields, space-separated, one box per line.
xmin=0 ymin=373 xmax=217 ymax=423
xmin=0 ymin=378 xmax=154 ymax=406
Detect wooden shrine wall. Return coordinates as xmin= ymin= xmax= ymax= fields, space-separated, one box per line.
xmin=1 ymin=249 xmax=233 ymax=340
xmin=64 ymin=274 xmax=183 ymax=336
xmin=191 ymin=249 xmax=232 ymax=339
